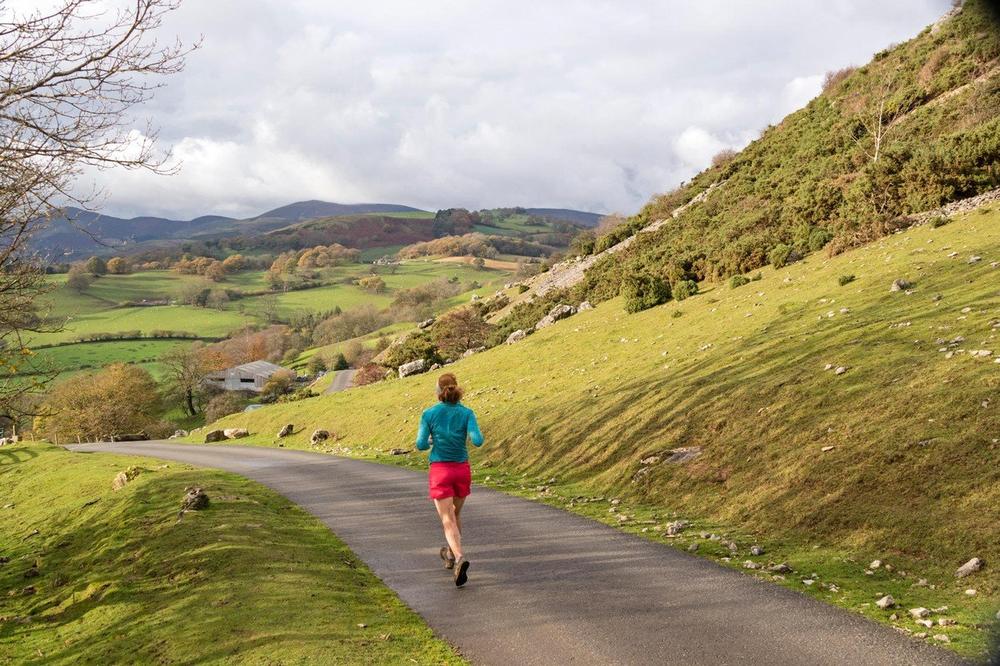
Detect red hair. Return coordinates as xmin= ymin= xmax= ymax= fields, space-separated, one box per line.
xmin=437 ymin=372 xmax=463 ymax=404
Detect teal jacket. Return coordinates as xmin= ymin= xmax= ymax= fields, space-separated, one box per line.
xmin=415 ymin=402 xmax=484 ymax=463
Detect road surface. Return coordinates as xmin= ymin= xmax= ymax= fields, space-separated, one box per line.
xmin=323 ymin=369 xmax=357 ymax=394
xmin=66 ymin=441 xmax=965 ymax=666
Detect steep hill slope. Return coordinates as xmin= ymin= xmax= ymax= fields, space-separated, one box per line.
xmin=551 ymin=0 xmax=1000 ymax=307
xmin=207 ymin=202 xmax=999 ymax=657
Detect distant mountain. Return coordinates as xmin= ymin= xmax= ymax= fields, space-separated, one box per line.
xmin=524 ymin=208 xmax=603 ymax=227
xmin=29 ymin=201 xmax=430 ymax=258
xmin=254 ymin=200 xmax=425 ymax=222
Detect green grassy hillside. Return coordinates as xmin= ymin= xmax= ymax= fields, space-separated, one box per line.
xmin=207 ymin=203 xmax=999 ymax=657
xmin=0 ymin=444 xmax=462 ymax=664
xmin=572 ymin=0 xmax=1000 ymax=302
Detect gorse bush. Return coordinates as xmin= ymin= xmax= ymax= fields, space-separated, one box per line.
xmin=729 ymin=275 xmax=751 ymax=289
xmin=838 ymin=274 xmax=856 ymax=286
xmin=672 ymin=279 xmax=697 ymax=301
xmin=930 ymin=216 xmax=950 ymax=228
xmin=808 ymin=228 xmax=833 ymax=251
xmin=769 ymin=244 xmax=793 ymax=269
xmin=621 ymin=272 xmax=670 ymax=314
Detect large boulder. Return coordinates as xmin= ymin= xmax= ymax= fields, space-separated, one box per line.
xmin=462 ymin=346 xmax=486 ymax=358
xmin=223 ymin=428 xmax=249 ymax=439
xmin=398 ymin=358 xmax=427 ymax=378
xmin=505 ymin=329 xmax=527 ymax=345
xmin=277 ymin=424 xmax=294 ymax=438
xmin=310 ymin=429 xmax=330 ymax=445
xmin=417 ymin=317 xmax=435 ymax=329
xmin=577 ymin=300 xmax=594 ymax=311
xmin=535 ymin=304 xmax=577 ymax=330
xmin=955 ymin=557 xmax=984 ymax=578
xmin=890 ymin=278 xmax=913 ymax=292
xmin=204 ymin=429 xmax=227 ymax=443
xmin=169 ymin=429 xmax=188 ymax=439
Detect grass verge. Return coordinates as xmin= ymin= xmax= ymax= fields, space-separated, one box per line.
xmin=0 ymin=443 xmax=464 ymax=665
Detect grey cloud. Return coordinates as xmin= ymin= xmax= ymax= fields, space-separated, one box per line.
xmin=73 ymin=0 xmax=950 ymax=219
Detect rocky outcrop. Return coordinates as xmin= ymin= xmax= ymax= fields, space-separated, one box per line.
xmin=223 ymin=428 xmax=249 ymax=439
xmin=277 ymin=424 xmax=294 ymax=438
xmin=112 ymin=466 xmax=141 ymax=491
xmin=505 ymin=329 xmax=527 ymax=345
xmin=204 ymin=430 xmax=227 ymax=443
xmin=310 ymin=430 xmax=330 ymax=445
xmin=178 ymin=487 xmax=209 ymax=518
xmin=535 ymin=304 xmax=577 ymax=330
xmin=398 ymin=358 xmax=427 ymax=378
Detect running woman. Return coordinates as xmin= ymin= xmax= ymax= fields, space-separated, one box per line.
xmin=416 ymin=372 xmax=484 ymax=587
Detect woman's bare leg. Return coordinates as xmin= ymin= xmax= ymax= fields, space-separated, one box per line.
xmin=434 ymin=498 xmax=463 ymax=560
xmin=453 ymin=496 xmax=466 ymax=535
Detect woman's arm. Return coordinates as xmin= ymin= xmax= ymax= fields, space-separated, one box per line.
xmin=468 ymin=411 xmax=484 ymax=447
xmin=416 ymin=411 xmax=431 ymax=450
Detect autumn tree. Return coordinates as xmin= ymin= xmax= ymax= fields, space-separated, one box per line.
xmin=106 ymin=256 xmax=131 ymax=274
xmin=35 ymin=363 xmax=165 ymax=442
xmin=0 ymin=0 xmax=193 ymax=420
xmin=84 ymin=255 xmax=107 ymax=276
xmin=161 ymin=342 xmax=216 ymax=416
xmin=431 ymin=307 xmax=493 ymax=359
xmin=65 ymin=264 xmax=92 ymax=293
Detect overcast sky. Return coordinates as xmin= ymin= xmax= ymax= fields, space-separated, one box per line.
xmin=69 ymin=0 xmax=951 ymax=219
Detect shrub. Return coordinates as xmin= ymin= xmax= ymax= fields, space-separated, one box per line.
xmin=808 ymin=228 xmax=833 ymax=252
xmin=332 ymin=353 xmax=349 ymax=370
xmin=751 ymin=272 xmax=763 ymax=282
xmin=516 ymin=284 xmax=529 ymax=294
xmin=930 ymin=216 xmax=950 ymax=228
xmin=730 ymin=275 xmax=751 ymax=289
xmin=621 ymin=272 xmax=670 ymax=314
xmin=769 ymin=243 xmax=793 ymax=269
xmin=379 ymin=331 xmax=441 ymax=369
xmin=307 ymin=355 xmax=327 ymax=375
xmin=671 ymin=310 xmax=684 ymax=319
xmin=353 ymin=362 xmax=386 ymax=387
xmin=838 ymin=274 xmax=856 ymax=286
xmin=204 ymin=391 xmax=251 ymax=424
xmin=711 ymin=149 xmax=738 ymax=169
xmin=432 ymin=307 xmax=494 ymax=359
xmin=672 ymin=279 xmax=697 ymax=301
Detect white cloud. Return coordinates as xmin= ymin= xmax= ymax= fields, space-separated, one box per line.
xmin=63 ymin=0 xmax=951 ymax=219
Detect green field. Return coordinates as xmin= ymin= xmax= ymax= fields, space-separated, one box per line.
xmin=0 ymin=444 xmax=463 ymax=664
xmin=31 ymin=261 xmax=514 ymax=378
xmin=30 ymin=339 xmax=188 ymax=380
xmin=207 ymin=205 xmax=1000 ymax=658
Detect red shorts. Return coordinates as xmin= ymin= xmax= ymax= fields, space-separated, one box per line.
xmin=428 ymin=461 xmax=472 ymax=500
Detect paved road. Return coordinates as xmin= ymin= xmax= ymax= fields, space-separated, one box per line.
xmin=67 ymin=442 xmax=965 ymax=666
xmin=323 ymin=369 xmax=357 ymax=394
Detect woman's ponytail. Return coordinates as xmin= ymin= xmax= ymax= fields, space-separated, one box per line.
xmin=437 ymin=372 xmax=463 ymax=404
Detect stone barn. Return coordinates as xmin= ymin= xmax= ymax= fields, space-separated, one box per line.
xmin=205 ymin=360 xmax=284 ymax=393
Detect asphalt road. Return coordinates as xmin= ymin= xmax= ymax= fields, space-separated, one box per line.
xmin=67 ymin=441 xmax=965 ymax=666
xmin=323 ymin=369 xmax=357 ymax=394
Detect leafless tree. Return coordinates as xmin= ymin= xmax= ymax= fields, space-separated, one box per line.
xmin=850 ymin=68 xmax=899 ymax=164
xmin=0 ymin=0 xmax=194 ymax=421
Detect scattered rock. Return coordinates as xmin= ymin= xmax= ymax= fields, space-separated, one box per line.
xmin=870 ymin=560 xmax=882 ymax=569
xmin=909 ymin=607 xmax=930 ymax=619
xmin=890 ymin=278 xmax=912 ymax=292
xmin=750 ymin=545 xmax=765 ymax=556
xmin=665 ymin=520 xmax=687 ymax=536
xmin=204 ymin=429 xmax=227 ymax=443
xmin=505 ymin=329 xmax=527 ymax=345
xmin=938 ymin=618 xmax=956 ymax=626
xmin=821 ymin=446 xmax=835 ymax=452
xmin=954 ymin=557 xmax=983 ymax=578
xmin=640 ymin=455 xmax=661 ymax=466
xmin=461 ymin=346 xmax=486 ymax=358
xmin=723 ymin=540 xmax=738 ymax=553
xmin=310 ymin=430 xmax=330 ymax=445
xmin=743 ymin=560 xmax=759 ymax=570
xmin=970 ymin=349 xmax=993 ymax=358
xmin=21 ymin=586 xmax=35 ymax=596
xmin=968 ymin=255 xmax=982 ymax=264
xmin=834 ymin=366 xmax=848 ymax=375
xmin=663 ymin=447 xmax=703 ymax=464
xmin=688 ymin=543 xmax=699 ymax=552
xmin=824 ymin=363 xmax=833 ymax=371
xmin=932 ymin=634 xmax=950 ymax=643
xmin=398 ymin=358 xmax=428 ymax=378
xmin=388 ymin=448 xmax=409 ymax=456
xmin=169 ymin=429 xmax=188 ymax=439
xmin=876 ymin=595 xmax=895 ymax=609
xmin=277 ymin=424 xmax=294 ymax=438
xmin=112 ymin=466 xmax=141 ymax=491
xmin=535 ymin=304 xmax=577 ymax=330
xmin=769 ymin=563 xmax=794 ymax=574
xmin=223 ymin=428 xmax=248 ymax=439
xmin=965 ymin=588 xmax=977 ymax=596
xmin=889 ymin=613 xmax=898 ymax=621
xmin=417 ymin=318 xmax=435 ymax=329
xmin=577 ymin=301 xmax=594 ymax=311
xmin=917 ymin=619 xmax=934 ymax=629
xmin=179 ymin=487 xmax=209 ymax=516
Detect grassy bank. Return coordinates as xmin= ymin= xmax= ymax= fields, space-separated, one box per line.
xmin=0 ymin=444 xmax=463 ymax=664
xmin=207 ymin=204 xmax=1000 ymax=658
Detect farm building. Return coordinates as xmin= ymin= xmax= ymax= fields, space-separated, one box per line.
xmin=204 ymin=360 xmax=284 ymax=393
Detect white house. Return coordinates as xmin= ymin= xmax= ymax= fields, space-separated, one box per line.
xmin=204 ymin=360 xmax=284 ymax=393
